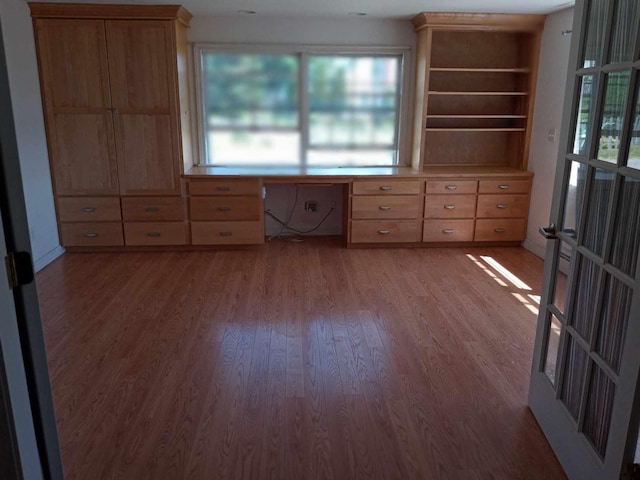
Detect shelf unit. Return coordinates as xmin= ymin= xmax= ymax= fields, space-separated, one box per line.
xmin=411 ymin=13 xmax=545 ymax=170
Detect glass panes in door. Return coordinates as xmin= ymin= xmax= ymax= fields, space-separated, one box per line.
xmin=609 ymin=0 xmax=640 ymax=64
xmin=582 ymin=0 xmax=610 ymax=67
xmin=626 ymin=78 xmax=640 ymax=169
xmin=597 ymin=72 xmax=630 ymax=164
xmin=573 ymin=75 xmax=597 ymax=156
xmin=596 ymin=274 xmax=633 ymax=373
xmin=610 ymin=175 xmax=640 ymax=276
xmin=582 ymin=168 xmax=615 ymax=255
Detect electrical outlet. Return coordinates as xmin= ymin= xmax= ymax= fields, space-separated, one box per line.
xmin=304 ymin=201 xmax=318 ymax=212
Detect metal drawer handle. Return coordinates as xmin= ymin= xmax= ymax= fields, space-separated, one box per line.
xmin=442 ymin=229 xmax=455 ymax=234
xmin=444 ymin=204 xmax=456 ymax=210
xmin=218 ymin=206 xmax=231 ymax=212
xmin=147 ymin=232 xmax=161 ymax=237
xmin=445 ymin=185 xmax=457 ymax=190
xmin=220 ymin=231 xmax=233 ymax=236
xmin=82 ymin=207 xmax=96 ymax=213
xmin=145 ymin=207 xmax=160 ymax=212
xmin=379 ymin=206 xmax=392 ymax=211
xmin=497 ymin=204 xmax=508 ymax=209
xmin=84 ymin=233 xmax=98 ymax=238
xmin=495 ymin=228 xmax=506 ymax=233
xmin=216 ymin=186 xmax=231 ymax=191
xmin=379 ymin=186 xmax=392 ymax=191
xmin=499 ymin=185 xmax=510 ymax=189
xmin=378 ymin=230 xmax=391 ymax=235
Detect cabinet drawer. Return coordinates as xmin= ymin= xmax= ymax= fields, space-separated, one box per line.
xmin=352 ymin=180 xmax=421 ymax=195
xmin=60 ymin=222 xmax=123 ymax=246
xmin=476 ymin=194 xmax=528 ymax=218
xmin=351 ymin=196 xmax=420 ymax=219
xmin=121 ymin=197 xmax=185 ymax=221
xmin=425 ymin=180 xmax=478 ymax=194
xmin=423 ymin=219 xmax=474 ymax=242
xmin=190 ymin=197 xmax=261 ymax=221
xmin=123 ymin=222 xmax=186 ymax=246
xmin=57 ymin=197 xmax=121 ymax=222
xmin=191 ymin=221 xmax=263 ymax=245
xmin=478 ymin=179 xmax=530 ymax=194
xmin=188 ymin=180 xmax=261 ymax=196
xmin=424 ymin=194 xmax=476 ymax=219
xmin=350 ymin=220 xmax=421 ymax=243
xmin=475 ymin=219 xmax=526 ymax=242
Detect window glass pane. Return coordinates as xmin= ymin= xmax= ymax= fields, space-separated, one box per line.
xmin=570 ymin=254 xmax=600 ymax=341
xmin=583 ymin=0 xmax=610 ymax=68
xmin=583 ymin=366 xmax=616 ymax=457
xmin=562 ymin=160 xmax=587 ymax=237
xmin=573 ymin=75 xmax=596 ymax=156
xmin=597 ymin=72 xmax=630 ymax=164
xmin=552 ymin=241 xmax=574 ymax=315
xmin=596 ymin=274 xmax=633 ymax=373
xmin=625 ymin=78 xmax=640 ymax=170
xmin=544 ymin=314 xmax=563 ymax=386
xmin=207 ymin=131 xmax=300 ymax=166
xmin=611 ymin=175 xmax=640 ymax=275
xmin=583 ymin=168 xmax=615 ymax=255
xmin=561 ymin=335 xmax=589 ymax=420
xmin=308 ymin=55 xmax=400 ymax=166
xmin=609 ymin=0 xmax=640 ymax=64
xmin=307 ymin=149 xmax=396 ymax=167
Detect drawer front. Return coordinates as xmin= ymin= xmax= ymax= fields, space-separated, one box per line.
xmin=123 ymin=222 xmax=186 ymax=246
xmin=424 ymin=194 xmax=476 ymax=219
xmin=190 ymin=197 xmax=262 ymax=221
xmin=57 ymin=197 xmax=121 ymax=222
xmin=478 ymin=179 xmax=530 ymax=194
xmin=475 ymin=219 xmax=526 ymax=242
xmin=188 ymin=180 xmax=261 ymax=196
xmin=121 ymin=197 xmax=185 ymax=222
xmin=350 ymin=220 xmax=421 ymax=243
xmin=423 ymin=219 xmax=474 ymax=242
xmin=425 ymin=180 xmax=478 ymax=195
xmin=191 ymin=221 xmax=263 ymax=245
xmin=352 ymin=180 xmax=421 ymax=196
xmin=60 ymin=222 xmax=123 ymax=246
xmin=476 ymin=194 xmax=528 ymax=218
xmin=351 ymin=196 xmax=420 ymax=219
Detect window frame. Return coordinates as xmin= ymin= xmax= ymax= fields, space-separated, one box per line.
xmin=192 ymin=43 xmax=413 ymax=168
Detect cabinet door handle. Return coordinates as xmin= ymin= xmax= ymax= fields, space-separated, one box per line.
xmin=442 ymin=228 xmax=455 ymax=234
xmin=147 ymin=232 xmax=161 ymax=237
xmin=498 ymin=184 xmax=510 ymax=190
xmin=84 ymin=233 xmax=98 ymax=238
xmin=219 ymin=231 xmax=233 ymax=236
xmin=379 ymin=206 xmax=392 ymax=211
xmin=445 ymin=185 xmax=458 ymax=190
xmin=494 ymin=228 xmax=506 ymax=233
xmin=218 ymin=206 xmax=231 ymax=212
xmin=82 ymin=207 xmax=96 ymax=213
xmin=444 ymin=204 xmax=456 ymax=209
xmin=216 ymin=186 xmax=231 ymax=191
xmin=497 ymin=204 xmax=508 ymax=209
xmin=379 ymin=186 xmax=392 ymax=191
xmin=145 ymin=207 xmax=160 ymax=212
xmin=378 ymin=230 xmax=391 ymax=234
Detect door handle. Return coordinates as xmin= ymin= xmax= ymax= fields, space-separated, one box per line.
xmin=539 ymin=223 xmax=558 ymax=240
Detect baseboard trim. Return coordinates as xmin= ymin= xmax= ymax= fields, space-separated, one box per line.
xmin=522 ymin=238 xmax=546 ymax=259
xmin=34 ymin=245 xmax=65 ymax=272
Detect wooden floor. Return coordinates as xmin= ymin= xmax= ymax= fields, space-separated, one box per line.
xmin=37 ymin=238 xmax=567 ymax=480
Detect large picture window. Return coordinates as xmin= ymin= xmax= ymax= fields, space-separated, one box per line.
xmin=195 ymin=46 xmax=409 ymax=167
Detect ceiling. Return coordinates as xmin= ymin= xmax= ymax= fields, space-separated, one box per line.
xmin=40 ymin=0 xmax=576 ymax=18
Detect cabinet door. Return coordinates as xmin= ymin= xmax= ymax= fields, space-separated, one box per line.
xmin=105 ymin=20 xmax=180 ymax=195
xmin=35 ymin=19 xmax=119 ymax=195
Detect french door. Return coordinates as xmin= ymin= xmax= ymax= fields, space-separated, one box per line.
xmin=529 ymin=0 xmax=640 ymax=478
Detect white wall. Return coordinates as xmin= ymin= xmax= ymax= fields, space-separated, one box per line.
xmin=0 ymin=0 xmax=62 ymax=270
xmin=524 ymin=7 xmax=574 ymax=258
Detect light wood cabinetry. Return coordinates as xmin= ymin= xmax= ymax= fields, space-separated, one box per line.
xmin=31 ymin=3 xmax=193 ymax=247
xmin=188 ymin=179 xmax=264 ymax=245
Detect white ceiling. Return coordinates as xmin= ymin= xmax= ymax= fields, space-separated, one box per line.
xmin=40 ymin=0 xmax=576 ymax=18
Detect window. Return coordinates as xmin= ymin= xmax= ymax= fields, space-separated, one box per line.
xmin=195 ymin=46 xmax=409 ymax=167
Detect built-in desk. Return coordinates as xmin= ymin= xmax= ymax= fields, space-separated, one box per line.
xmin=183 ymin=165 xmax=533 ymax=247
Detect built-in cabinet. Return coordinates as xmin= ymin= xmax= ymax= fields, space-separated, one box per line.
xmin=31 ymin=4 xmax=193 ymax=247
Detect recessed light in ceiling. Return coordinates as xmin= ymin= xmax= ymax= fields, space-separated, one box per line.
xmin=237 ymin=9 xmax=256 ymax=15
xmin=348 ymin=11 xmax=367 ymax=16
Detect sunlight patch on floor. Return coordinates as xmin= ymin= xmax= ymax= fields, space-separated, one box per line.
xmin=465 ymin=254 xmax=509 ymax=287
xmin=480 ymin=255 xmax=532 ymax=291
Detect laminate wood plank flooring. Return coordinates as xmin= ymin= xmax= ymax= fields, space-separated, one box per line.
xmin=36 ymin=238 xmax=567 ymax=480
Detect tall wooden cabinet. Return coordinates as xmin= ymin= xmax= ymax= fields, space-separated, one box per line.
xmin=31 ymin=4 xmax=193 ymax=247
